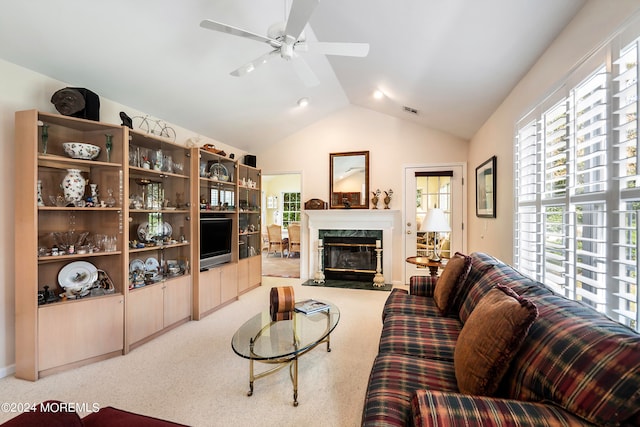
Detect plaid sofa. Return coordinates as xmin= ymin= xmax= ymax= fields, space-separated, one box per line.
xmin=362 ymin=252 xmax=640 ymax=426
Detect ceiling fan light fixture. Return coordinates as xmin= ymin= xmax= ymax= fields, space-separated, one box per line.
xmin=200 ymin=0 xmax=369 ymax=86
xmin=403 ymin=105 xmax=419 ymax=115
xmin=297 ymin=97 xmax=309 ymax=107
xmin=373 ymin=89 xmax=385 ymax=99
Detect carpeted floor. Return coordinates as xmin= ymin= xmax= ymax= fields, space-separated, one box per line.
xmin=262 ymin=251 xmax=300 ymax=278
xmin=0 ymin=277 xmax=398 ymax=426
xmin=302 ymin=279 xmax=392 ymax=291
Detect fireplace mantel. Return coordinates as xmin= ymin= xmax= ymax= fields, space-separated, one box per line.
xmin=305 ymin=210 xmax=400 ymax=284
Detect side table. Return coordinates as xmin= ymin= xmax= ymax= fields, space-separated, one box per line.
xmin=405 ymin=256 xmax=441 ymax=277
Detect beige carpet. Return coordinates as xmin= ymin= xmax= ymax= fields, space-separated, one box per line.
xmin=0 ymin=277 xmax=398 ymax=426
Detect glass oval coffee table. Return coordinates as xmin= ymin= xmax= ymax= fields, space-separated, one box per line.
xmin=231 ymin=300 xmax=340 ymax=406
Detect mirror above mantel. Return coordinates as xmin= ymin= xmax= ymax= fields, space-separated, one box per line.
xmin=330 ymin=151 xmax=369 ymax=209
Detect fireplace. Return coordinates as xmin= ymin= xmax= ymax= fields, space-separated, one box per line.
xmin=322 ymin=235 xmax=379 ymax=282
xmin=306 ymin=210 xmax=399 ymax=284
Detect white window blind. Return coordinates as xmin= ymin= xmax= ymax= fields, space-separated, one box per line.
xmin=613 ymin=37 xmax=640 ymax=330
xmin=515 ymin=22 xmax=640 ymax=331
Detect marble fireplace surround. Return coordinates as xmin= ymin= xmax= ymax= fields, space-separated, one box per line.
xmin=305 ymin=210 xmax=399 ymax=284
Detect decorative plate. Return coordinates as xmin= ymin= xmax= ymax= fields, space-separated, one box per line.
xmin=209 ymin=162 xmax=229 ymax=182
xmin=144 ymin=257 xmax=160 ymax=273
xmin=129 ymin=258 xmax=145 ymax=273
xmin=137 ymin=222 xmax=172 ymax=242
xmin=137 ymin=222 xmax=150 ymax=242
xmin=162 ymin=222 xmax=173 ymax=239
xmin=58 ymin=261 xmax=98 ymax=290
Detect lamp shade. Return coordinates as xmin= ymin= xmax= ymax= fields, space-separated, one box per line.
xmin=420 ymin=208 xmax=451 ymax=232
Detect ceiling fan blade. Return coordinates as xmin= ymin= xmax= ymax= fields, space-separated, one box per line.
xmin=230 ymin=50 xmax=280 ymax=77
xmin=200 ymin=19 xmax=280 ymax=46
xmin=284 ymin=0 xmax=320 ymax=41
xmin=304 ymin=41 xmax=370 ymax=57
xmin=292 ymin=55 xmax=320 ymax=87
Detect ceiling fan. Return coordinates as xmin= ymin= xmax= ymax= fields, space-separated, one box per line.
xmin=200 ymin=0 xmax=370 ymax=87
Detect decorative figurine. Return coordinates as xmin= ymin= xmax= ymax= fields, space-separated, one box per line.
xmin=51 ymin=87 xmax=100 ymax=121
xmin=37 ymin=180 xmax=45 ymax=207
xmin=120 ymin=111 xmax=133 ymax=129
xmin=90 ymin=183 xmax=99 ymax=205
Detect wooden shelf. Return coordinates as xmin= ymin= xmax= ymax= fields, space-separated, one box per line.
xmin=38 ymin=251 xmax=122 ymax=263
xmin=39 ymin=206 xmax=121 ymax=212
xmin=130 ymin=209 xmax=190 ymax=214
xmin=129 ymin=242 xmax=190 ymax=253
xmin=129 ymin=165 xmax=189 ymax=180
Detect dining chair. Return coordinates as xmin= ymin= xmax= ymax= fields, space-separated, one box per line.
xmin=267 ymin=224 xmax=285 ymax=257
xmin=287 ymin=223 xmax=301 ymax=258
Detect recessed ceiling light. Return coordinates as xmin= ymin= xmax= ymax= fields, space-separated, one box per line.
xmin=297 ymin=97 xmax=309 ymax=107
xmin=373 ymin=89 xmax=385 ymax=99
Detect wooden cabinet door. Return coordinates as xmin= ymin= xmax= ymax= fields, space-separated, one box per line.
xmin=248 ymin=255 xmax=262 ymax=289
xmin=237 ymin=258 xmax=249 ymax=294
xmin=163 ymin=275 xmax=192 ymax=327
xmin=220 ymin=263 xmax=238 ymax=304
xmin=38 ymin=295 xmax=124 ymax=372
xmin=198 ymin=267 xmax=221 ymax=314
xmin=127 ymin=285 xmax=163 ymax=345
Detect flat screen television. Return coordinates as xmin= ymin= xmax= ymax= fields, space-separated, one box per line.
xmin=200 ymin=216 xmax=233 ymax=270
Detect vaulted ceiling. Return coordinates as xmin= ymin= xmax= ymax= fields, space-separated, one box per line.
xmin=0 ymin=0 xmax=586 ymax=152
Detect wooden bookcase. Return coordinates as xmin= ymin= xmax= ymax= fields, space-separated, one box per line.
xmin=125 ymin=129 xmax=193 ymax=351
xmin=191 ymin=150 xmax=262 ymax=320
xmin=14 ymin=110 xmax=261 ymax=379
xmin=15 ymin=110 xmax=127 ymax=380
xmin=237 ymin=163 xmax=262 ymax=294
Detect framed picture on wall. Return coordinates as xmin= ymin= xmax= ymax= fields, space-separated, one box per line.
xmin=476 ymin=156 xmax=496 ymax=218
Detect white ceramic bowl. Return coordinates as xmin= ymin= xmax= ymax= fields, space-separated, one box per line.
xmin=62 ymin=142 xmax=101 ymax=160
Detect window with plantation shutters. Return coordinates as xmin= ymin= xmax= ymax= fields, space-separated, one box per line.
xmin=613 ymin=38 xmax=640 ymax=330
xmin=514 ymin=19 xmax=640 ymax=331
xmin=543 ymin=101 xmax=569 ymax=199
xmin=515 ymin=119 xmax=540 ymax=280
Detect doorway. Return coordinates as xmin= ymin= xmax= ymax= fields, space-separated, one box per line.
xmin=261 ymin=173 xmax=302 ymax=278
xmin=404 ymin=164 xmax=466 ymax=283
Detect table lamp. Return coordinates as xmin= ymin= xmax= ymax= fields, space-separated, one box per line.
xmin=420 ymin=208 xmax=451 ymax=262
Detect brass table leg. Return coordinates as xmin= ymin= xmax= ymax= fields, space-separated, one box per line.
xmin=248 ymin=337 xmax=255 ymax=396
xmin=291 ymin=357 xmax=298 ymax=406
xmin=326 ymin=312 xmax=332 ymax=352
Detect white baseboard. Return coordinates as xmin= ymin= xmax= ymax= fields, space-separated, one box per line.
xmin=0 ymin=364 xmax=15 ymax=379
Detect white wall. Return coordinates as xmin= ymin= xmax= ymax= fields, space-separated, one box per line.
xmin=256 ymin=106 xmax=470 ymax=283
xmin=0 ymin=59 xmax=242 ymax=376
xmin=467 ymin=0 xmax=640 ymax=264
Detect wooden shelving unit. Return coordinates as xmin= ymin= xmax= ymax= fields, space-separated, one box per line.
xmin=15 ymin=110 xmax=127 ymax=380
xmin=14 ymin=109 xmax=260 ymax=379
xmin=192 ymin=148 xmax=263 ymax=320
xmin=125 ymin=128 xmax=193 ymax=351
xmin=237 ymin=163 xmax=262 ymax=294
